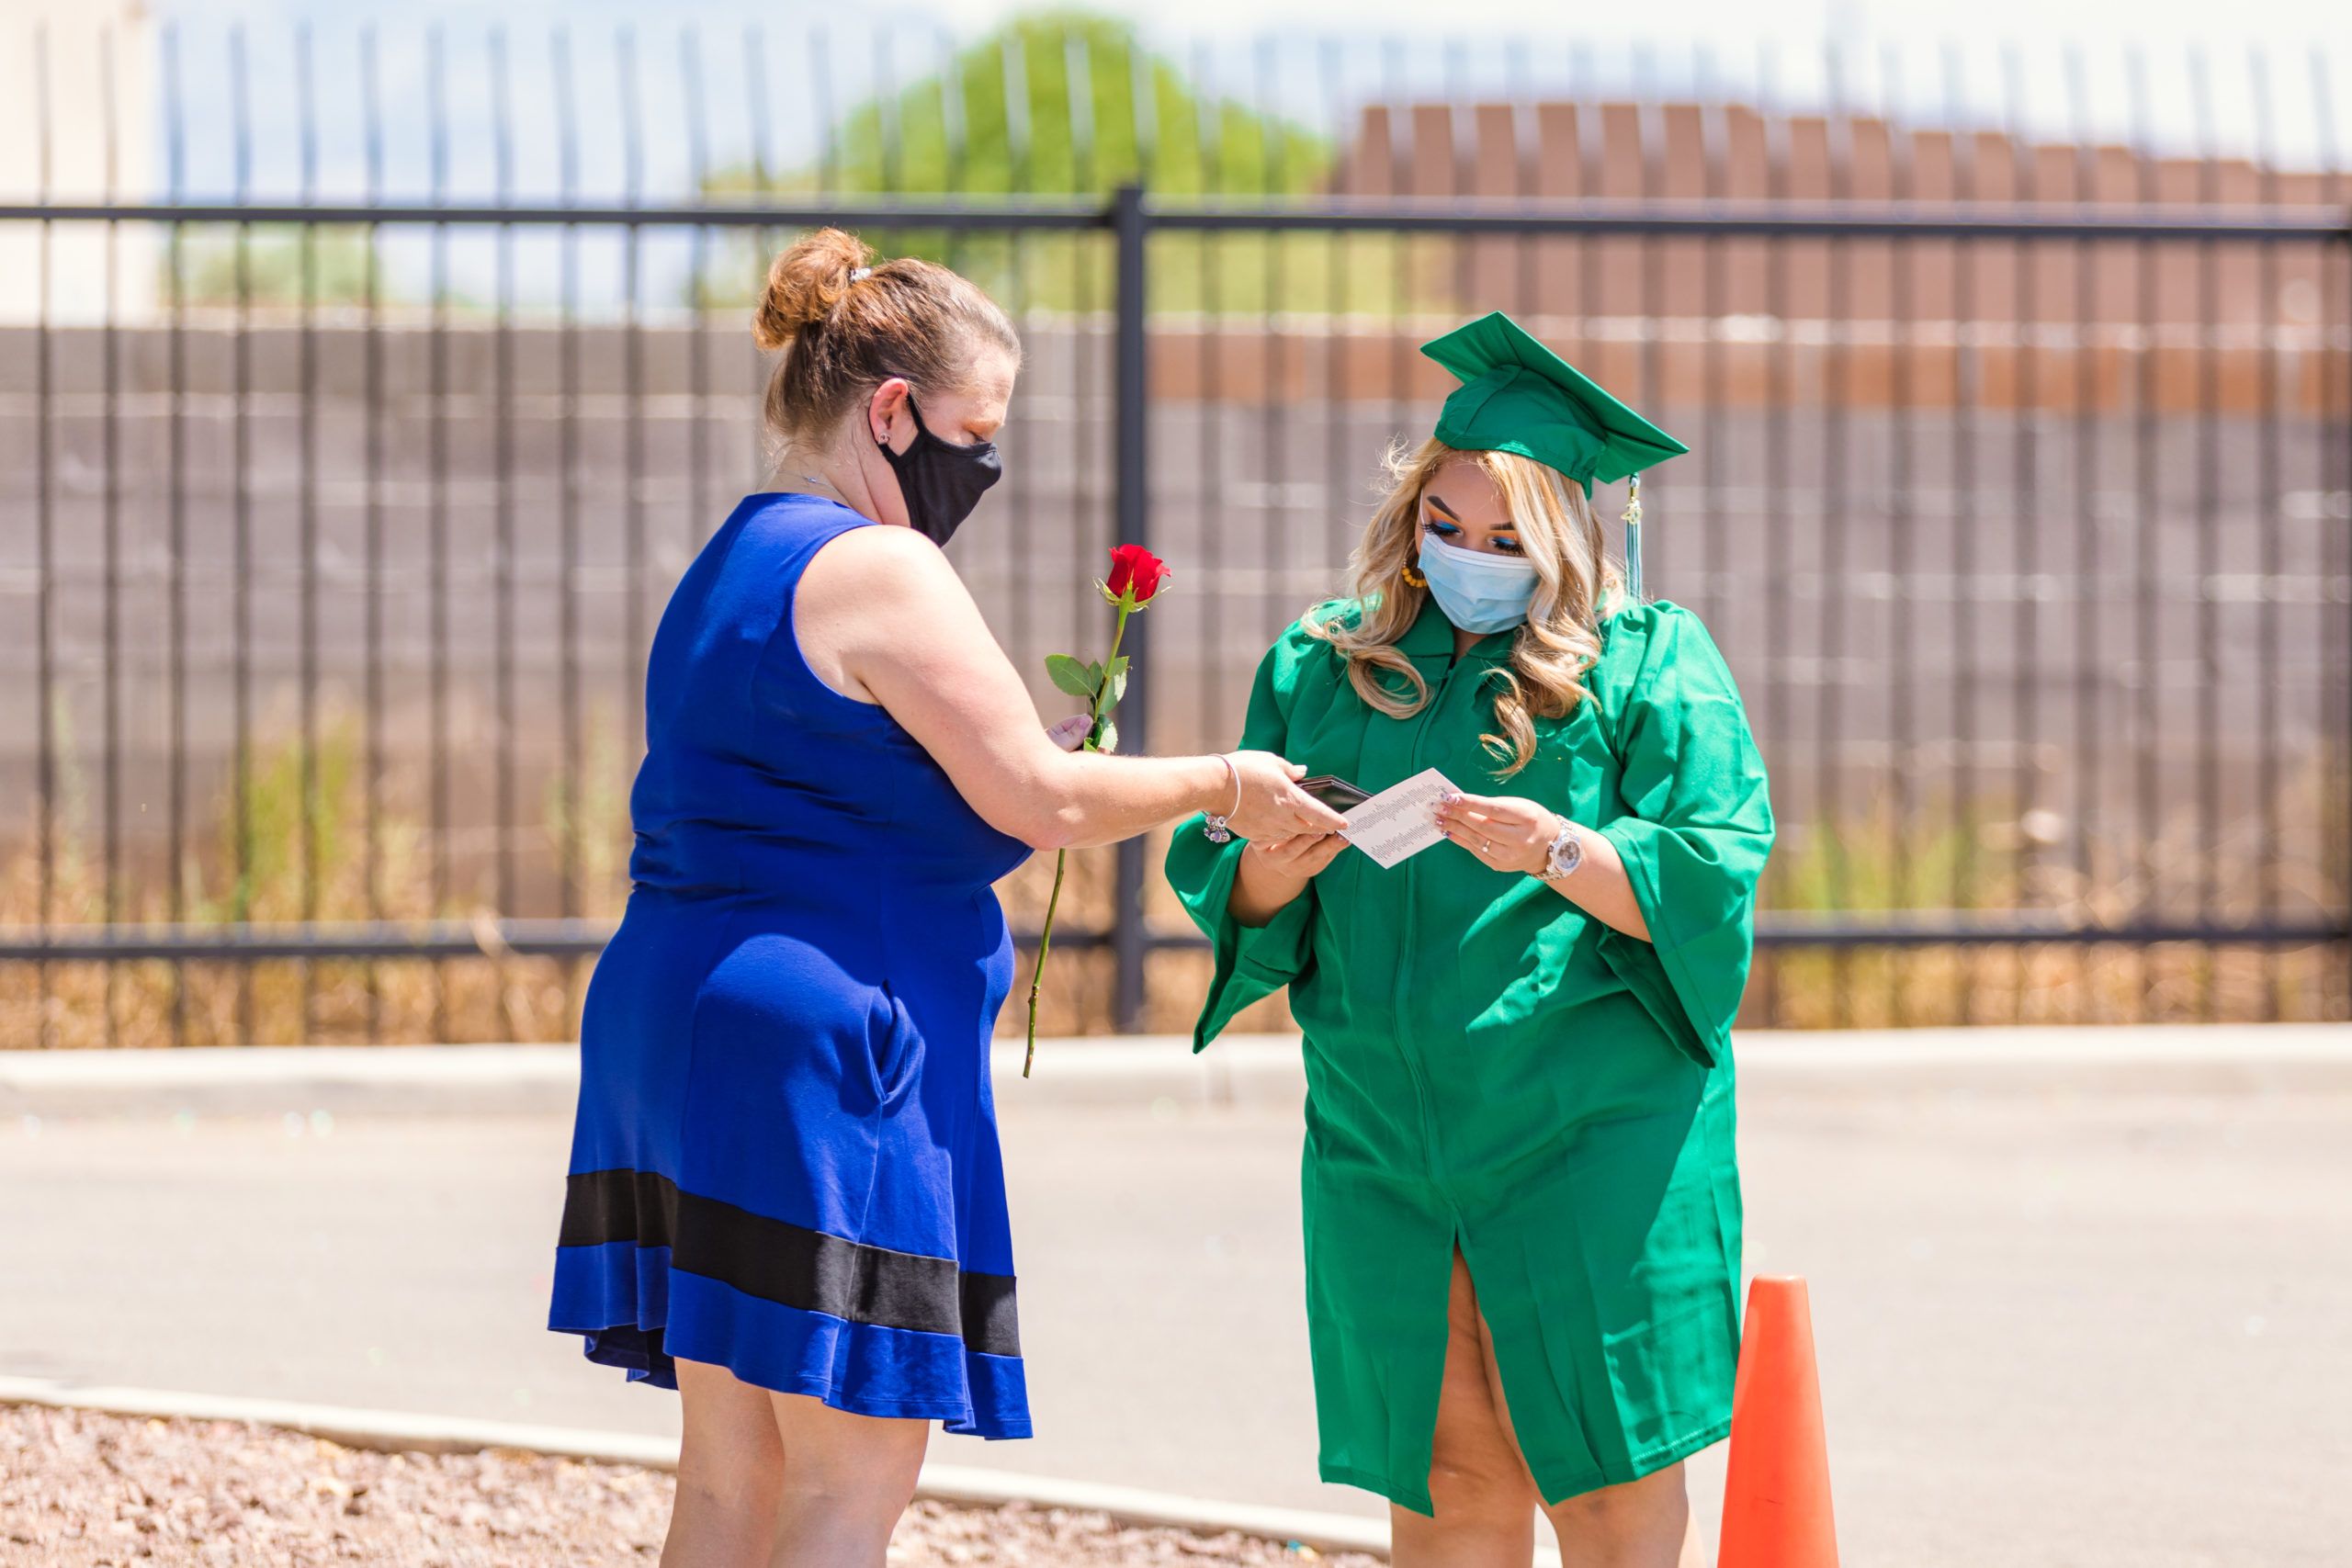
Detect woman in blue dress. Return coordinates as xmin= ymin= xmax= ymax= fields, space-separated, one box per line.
xmin=548 ymin=228 xmax=1345 ymax=1568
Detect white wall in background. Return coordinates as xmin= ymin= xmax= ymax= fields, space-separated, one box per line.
xmin=0 ymin=0 xmax=157 ymax=323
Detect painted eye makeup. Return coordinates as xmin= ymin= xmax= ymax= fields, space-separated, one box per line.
xmin=1421 ymin=516 xmax=1462 ymax=539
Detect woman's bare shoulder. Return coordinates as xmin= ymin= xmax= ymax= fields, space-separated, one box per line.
xmin=798 ymin=519 xmax=972 ymax=616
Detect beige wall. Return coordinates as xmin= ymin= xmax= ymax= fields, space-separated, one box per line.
xmin=1336 ymin=98 xmax=2346 ymax=335
xmin=0 ymin=0 xmax=157 ymax=324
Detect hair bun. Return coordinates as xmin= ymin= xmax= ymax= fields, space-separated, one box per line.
xmin=753 ymin=228 xmax=874 ymax=352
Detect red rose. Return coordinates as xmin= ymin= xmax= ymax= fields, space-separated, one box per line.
xmin=1104 ymin=544 xmax=1170 ymax=607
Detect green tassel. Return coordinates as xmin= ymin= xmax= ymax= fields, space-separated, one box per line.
xmin=1622 ymin=475 xmax=1645 ymax=602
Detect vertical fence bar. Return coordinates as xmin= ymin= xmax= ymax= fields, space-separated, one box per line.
xmin=555 ymin=26 xmax=583 ymax=1026
xmin=1821 ymin=41 xmax=1853 ymax=1026
xmin=874 ymin=28 xmax=905 ymax=298
xmin=2003 ymin=45 xmax=2036 ymax=1026
xmin=620 ymin=30 xmax=647 ymax=728
xmin=1634 ymin=47 xmax=1664 ymax=588
xmin=1758 ymin=44 xmax=1790 ymax=1023
xmin=1948 ymin=43 xmax=1982 ymax=1024
xmin=164 ymin=23 xmax=188 ymax=1046
xmin=1070 ymin=27 xmax=1101 ymax=707
xmin=297 ymin=24 xmax=321 ymax=1039
xmin=2251 ymin=45 xmax=2282 ymax=1019
xmin=232 ymin=25 xmax=255 ymax=1043
xmin=1323 ymin=35 xmax=1350 ymax=622
xmin=1003 ymin=32 xmax=1035 ymax=681
xmin=427 ymin=26 xmax=452 ymax=1041
xmin=876 ymin=28 xmax=902 ymax=195
xmin=2333 ymin=50 xmax=2349 ymax=1023
xmin=1575 ymin=42 xmax=1601 ymax=368
xmin=1508 ymin=39 xmax=1536 ymax=329
xmin=99 ymin=24 xmax=123 ymax=1048
xmin=940 ymin=26 xmax=967 ymax=272
xmin=33 ymin=23 xmax=53 ymax=1047
xmin=492 ymin=28 xmax=519 ymax=954
xmin=1129 ymin=32 xmax=1158 ymax=197
xmin=2065 ymin=43 xmax=2101 ymax=1020
xmin=2323 ymin=49 xmax=2352 ymax=1017
xmin=684 ymin=28 xmax=712 ymax=605
xmin=361 ymin=26 xmax=386 ymax=1040
xmin=812 ymin=26 xmax=838 ymax=193
xmin=1193 ymin=37 xmax=1221 ymax=763
xmin=1697 ymin=56 xmax=1735 ymax=1018
xmin=1384 ymin=36 xmax=1410 ymax=443
xmin=1696 ymin=48 xmax=1728 ymax=692
xmin=1254 ymin=35 xmax=1283 ymax=784
xmin=1884 ymin=42 xmax=1917 ymax=1026
xmin=2190 ymin=47 xmax=2222 ymax=1020
xmin=742 ymin=25 xmax=773 ymax=256
xmin=2328 ymin=54 xmax=2352 ymax=1018
xmin=746 ymin=25 xmax=776 ymax=481
xmin=1443 ymin=38 xmax=1470 ymax=312
xmin=1111 ymin=182 xmax=1150 ymax=1032
xmin=2128 ymin=47 xmax=2160 ymax=1021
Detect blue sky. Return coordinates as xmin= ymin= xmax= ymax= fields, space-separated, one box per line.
xmin=153 ymin=0 xmax=2352 ymax=48
xmin=127 ymin=0 xmax=2351 ymax=208
xmin=42 ymin=2 xmax=2347 ymax=312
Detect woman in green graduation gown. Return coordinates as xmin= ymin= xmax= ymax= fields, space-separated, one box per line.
xmin=1165 ymin=312 xmax=1773 ymax=1568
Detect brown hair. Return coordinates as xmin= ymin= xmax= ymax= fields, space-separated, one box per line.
xmin=752 ymin=228 xmax=1020 ymax=447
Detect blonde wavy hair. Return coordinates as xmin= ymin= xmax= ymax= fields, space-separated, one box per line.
xmin=1303 ymin=436 xmax=1626 ymax=777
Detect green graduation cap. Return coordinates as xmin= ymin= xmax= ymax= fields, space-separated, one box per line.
xmin=1421 ymin=311 xmax=1687 ymax=595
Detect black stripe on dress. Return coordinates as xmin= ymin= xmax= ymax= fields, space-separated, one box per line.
xmin=558 ymin=1168 xmax=1020 ymax=1359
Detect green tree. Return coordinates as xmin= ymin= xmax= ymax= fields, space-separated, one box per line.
xmin=694 ymin=11 xmax=1376 ymax=315
xmin=175 ymin=226 xmax=404 ymax=309
xmin=818 ymin=10 xmax=1327 ymax=197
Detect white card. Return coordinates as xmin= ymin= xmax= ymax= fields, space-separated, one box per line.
xmin=1339 ymin=768 xmax=1459 ymax=869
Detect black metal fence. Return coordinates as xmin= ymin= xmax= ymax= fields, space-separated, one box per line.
xmin=4 ymin=22 xmax=2350 ymax=1044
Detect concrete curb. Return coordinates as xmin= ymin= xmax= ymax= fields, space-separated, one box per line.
xmin=3 ymin=1025 xmax=2347 ymax=1119
xmin=0 ymin=1377 xmax=1397 ymax=1561
xmin=0 ymin=1043 xmax=588 ymax=1119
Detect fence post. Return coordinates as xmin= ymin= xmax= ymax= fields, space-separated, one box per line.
xmin=1111 ymin=181 xmax=1150 ymax=1032
xmin=2343 ymin=219 xmax=2352 ymax=1020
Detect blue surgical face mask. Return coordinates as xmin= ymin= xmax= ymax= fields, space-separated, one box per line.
xmin=1417 ymin=531 xmax=1538 ymax=635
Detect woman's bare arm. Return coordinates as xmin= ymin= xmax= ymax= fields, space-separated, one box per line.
xmin=1227 ymin=832 xmax=1347 ymax=926
xmin=1432 ymin=793 xmax=1649 ymax=940
xmin=797 ymin=526 xmax=1343 ymax=850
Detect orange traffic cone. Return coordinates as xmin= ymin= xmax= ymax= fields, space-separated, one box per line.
xmin=1717 ymin=1275 xmax=1838 ymax=1568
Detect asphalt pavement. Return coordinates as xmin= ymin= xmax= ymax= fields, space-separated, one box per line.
xmin=2 ymin=1031 xmax=2348 ymax=1567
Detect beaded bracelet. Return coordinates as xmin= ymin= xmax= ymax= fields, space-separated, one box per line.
xmin=1202 ymin=755 xmax=1241 ymax=843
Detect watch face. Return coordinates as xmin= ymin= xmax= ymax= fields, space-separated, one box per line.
xmin=1547 ymin=826 xmax=1581 ymax=877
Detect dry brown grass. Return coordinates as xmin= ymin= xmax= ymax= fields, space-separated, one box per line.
xmin=4 ymin=728 xmax=2343 ymax=1047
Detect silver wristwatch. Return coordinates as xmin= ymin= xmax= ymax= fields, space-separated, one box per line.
xmin=1537 ymin=816 xmax=1583 ymax=881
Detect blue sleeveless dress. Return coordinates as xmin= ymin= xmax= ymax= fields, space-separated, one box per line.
xmin=548 ymin=492 xmax=1035 ymax=1438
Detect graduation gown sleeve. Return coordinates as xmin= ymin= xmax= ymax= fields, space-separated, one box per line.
xmin=1591 ymin=603 xmax=1774 ymax=1068
xmin=1163 ymin=630 xmax=1319 ymax=1053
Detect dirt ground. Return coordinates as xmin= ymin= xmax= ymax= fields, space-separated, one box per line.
xmin=0 ymin=1404 xmax=1381 ymax=1568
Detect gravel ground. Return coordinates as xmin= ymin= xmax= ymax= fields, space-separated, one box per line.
xmin=0 ymin=1405 xmax=1382 ymax=1568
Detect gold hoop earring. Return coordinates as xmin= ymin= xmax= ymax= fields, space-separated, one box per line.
xmin=1401 ymin=563 xmax=1427 ymax=589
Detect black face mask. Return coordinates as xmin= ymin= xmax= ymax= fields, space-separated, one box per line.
xmin=877 ymin=392 xmax=1001 ymax=547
